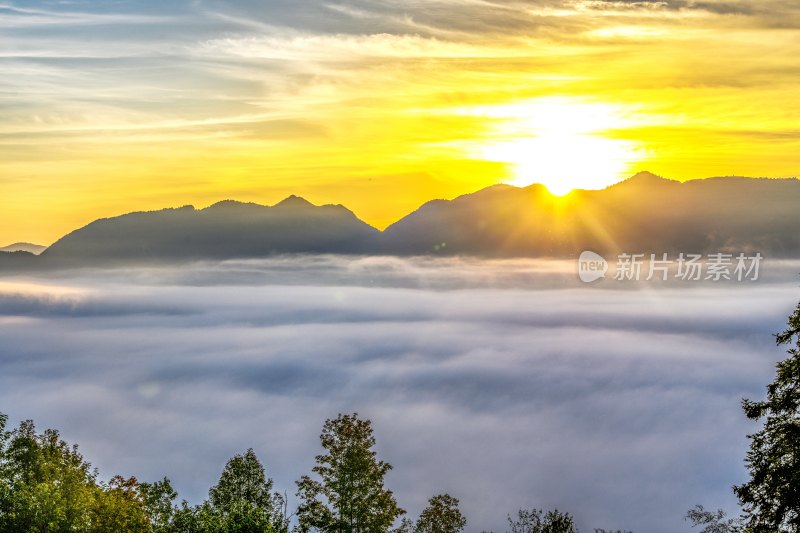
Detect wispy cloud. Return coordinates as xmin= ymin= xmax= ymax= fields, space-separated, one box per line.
xmin=0 ymin=2 xmax=173 ymax=27
xmin=199 ymin=32 xmax=535 ymax=61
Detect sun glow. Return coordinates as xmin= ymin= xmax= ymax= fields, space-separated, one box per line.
xmin=474 ymin=98 xmax=645 ymax=195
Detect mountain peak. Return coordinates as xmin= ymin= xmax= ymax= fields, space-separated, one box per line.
xmin=0 ymin=242 xmax=47 ymax=255
xmin=628 ymin=171 xmax=671 ymax=182
xmin=274 ymin=195 xmax=315 ymax=208
xmin=205 ymin=199 xmax=263 ymax=210
xmin=608 ymin=171 xmax=676 ymax=190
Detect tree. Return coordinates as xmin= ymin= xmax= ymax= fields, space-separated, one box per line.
xmin=169 ymin=500 xmax=209 ymax=533
xmin=685 ymin=505 xmax=742 ymax=533
xmin=0 ymin=412 xmax=10 ymax=527
xmin=414 ymin=494 xmax=466 ymax=533
xmin=296 ymin=413 xmax=405 ymax=533
xmin=208 ymin=448 xmax=288 ymax=532
xmin=168 ymin=498 xmax=285 ymax=533
xmin=0 ymin=419 xmax=99 ymax=531
xmin=165 ymin=449 xmax=287 ymax=533
xmin=140 ymin=476 xmax=178 ymax=532
xmin=0 ymin=415 xmax=168 ymax=533
xmin=0 ymin=411 xmax=300 ymax=532
xmin=505 ymin=508 xmax=577 ymax=533
xmin=92 ymin=475 xmax=150 ymax=532
xmin=733 ymin=301 xmax=800 ymax=531
xmin=209 ymin=449 xmax=283 ymax=516
xmin=0 ymin=412 xmax=6 ymax=450
xmin=392 ymin=518 xmax=415 ymax=533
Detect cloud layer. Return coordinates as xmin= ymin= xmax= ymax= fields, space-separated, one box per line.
xmin=1 ymin=256 xmax=799 ymax=531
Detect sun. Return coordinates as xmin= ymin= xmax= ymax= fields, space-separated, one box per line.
xmin=474 ymin=97 xmax=644 ymax=195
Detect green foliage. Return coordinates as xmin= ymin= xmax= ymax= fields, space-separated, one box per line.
xmin=733 ymin=302 xmax=800 ymax=531
xmin=0 ymin=417 xmax=150 ymax=532
xmin=207 ymin=448 xmax=288 ymax=533
xmin=168 ymin=500 xmax=281 ymax=533
xmin=1 ymin=410 xmax=616 ymax=532
xmin=295 ymin=413 xmax=405 ymax=533
xmin=414 ymin=494 xmax=466 ymax=533
xmin=209 ymin=449 xmax=282 ymax=518
xmin=169 ymin=500 xmax=207 ymax=532
xmin=165 ymin=448 xmax=288 ymax=533
xmin=685 ymin=505 xmax=742 ymax=533
xmin=92 ymin=475 xmax=150 ymax=532
xmin=392 ymin=517 xmax=415 ymax=533
xmin=0 ymin=412 xmax=8 ymax=525
xmin=0 ymin=413 xmax=289 ymax=533
xmin=0 ymin=419 xmax=98 ymax=531
xmin=140 ymin=477 xmax=178 ymax=532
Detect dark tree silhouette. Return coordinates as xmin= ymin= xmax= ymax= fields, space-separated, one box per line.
xmin=685 ymin=505 xmax=741 ymax=533
xmin=733 ymin=301 xmax=800 ymax=531
xmin=499 ymin=508 xmax=577 ymax=533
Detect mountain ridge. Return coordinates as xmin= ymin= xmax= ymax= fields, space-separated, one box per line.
xmin=0 ymin=242 xmax=46 ymax=255
xmin=3 ymin=174 xmax=800 ymax=269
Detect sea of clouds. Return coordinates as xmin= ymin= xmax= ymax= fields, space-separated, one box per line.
xmin=1 ymin=255 xmax=799 ymax=532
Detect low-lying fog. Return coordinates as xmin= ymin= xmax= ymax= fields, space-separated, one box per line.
xmin=2 ymin=256 xmax=799 ymax=532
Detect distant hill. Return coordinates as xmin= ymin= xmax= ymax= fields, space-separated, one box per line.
xmin=2 ymin=173 xmax=800 ymax=270
xmin=37 ymin=196 xmax=380 ymax=266
xmin=382 ymin=172 xmax=800 ymax=257
xmin=0 ymin=242 xmax=46 ymax=255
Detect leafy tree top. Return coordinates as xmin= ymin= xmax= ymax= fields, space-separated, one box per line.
xmin=210 ymin=448 xmax=277 ymax=515
xmin=415 ymin=493 xmax=466 ymax=533
xmin=296 ymin=413 xmax=405 ymax=533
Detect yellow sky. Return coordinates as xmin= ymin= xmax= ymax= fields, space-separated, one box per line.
xmin=1 ymin=0 xmax=799 ymax=245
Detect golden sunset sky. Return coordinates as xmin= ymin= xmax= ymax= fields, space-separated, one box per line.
xmin=1 ymin=0 xmax=799 ymax=245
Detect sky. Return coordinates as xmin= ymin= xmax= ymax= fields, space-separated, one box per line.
xmin=1 ymin=257 xmax=798 ymax=532
xmin=1 ymin=0 xmax=800 ymax=244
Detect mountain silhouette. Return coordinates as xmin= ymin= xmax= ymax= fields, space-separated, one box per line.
xmin=382 ymin=172 xmax=800 ymax=257
xmin=0 ymin=242 xmax=46 ymax=255
xmin=36 ymin=198 xmax=379 ymax=266
xmin=2 ymin=173 xmax=800 ymax=270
